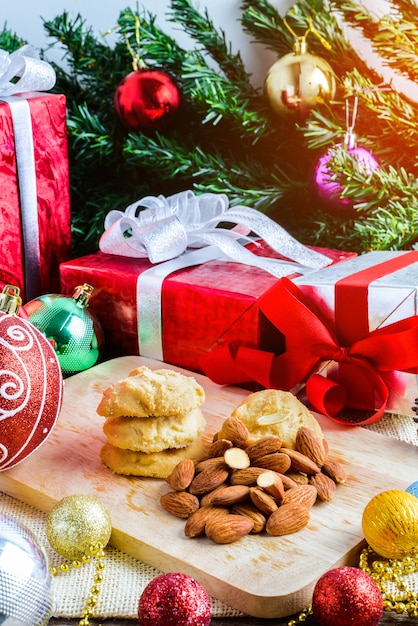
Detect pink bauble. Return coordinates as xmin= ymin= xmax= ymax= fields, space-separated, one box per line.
xmin=312 ymin=566 xmax=383 ymax=626
xmin=312 ymin=143 xmax=379 ymax=217
xmin=0 ymin=312 xmax=63 ymax=470
xmin=138 ymin=572 xmax=211 ymax=626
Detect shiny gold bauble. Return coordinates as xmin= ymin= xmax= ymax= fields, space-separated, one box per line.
xmin=264 ymin=49 xmax=336 ymax=118
xmin=362 ymin=489 xmax=418 ymax=560
xmin=46 ymin=494 xmax=112 ymax=560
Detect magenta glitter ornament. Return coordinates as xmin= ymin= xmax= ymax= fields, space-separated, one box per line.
xmin=137 ymin=572 xmax=211 ymax=626
xmin=312 ymin=566 xmax=383 ymax=626
xmin=312 ymin=143 xmax=379 ymax=217
xmin=114 ymin=69 xmax=181 ymax=132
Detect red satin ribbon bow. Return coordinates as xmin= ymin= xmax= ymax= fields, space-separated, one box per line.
xmin=201 ymin=277 xmax=418 ymax=425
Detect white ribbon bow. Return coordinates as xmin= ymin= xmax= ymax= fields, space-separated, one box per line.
xmin=0 ymin=45 xmax=56 ymax=95
xmin=99 ymin=190 xmax=331 ymax=278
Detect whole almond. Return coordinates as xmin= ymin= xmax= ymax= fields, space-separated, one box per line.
xmin=208 ymin=484 xmax=251 ymax=507
xmin=189 ymin=466 xmax=229 ymax=495
xmin=195 ymin=456 xmax=228 ymax=473
xmin=207 ymin=438 xmax=233 ymax=458
xmin=252 ymin=452 xmax=291 ymax=474
xmin=295 ymin=427 xmax=327 ymax=467
xmin=310 ymin=472 xmax=337 ymax=502
xmin=184 ymin=505 xmax=229 ymax=538
xmin=217 ymin=416 xmax=250 ymax=448
xmin=205 ymin=514 xmax=254 ymax=544
xmin=286 ymin=472 xmax=309 ymax=486
xmin=167 ymin=459 xmax=196 ymax=491
xmin=280 ymin=448 xmax=320 ymax=475
xmin=160 ymin=491 xmax=200 ymax=519
xmin=266 ymin=503 xmax=310 ymax=536
xmin=229 ymin=466 xmax=270 ymax=486
xmin=249 ymin=487 xmax=279 ymax=516
xmin=245 ymin=436 xmax=282 ymax=462
xmin=322 ymin=458 xmax=347 ymax=484
xmin=200 ymin=485 xmax=225 ymax=507
xmin=282 ymin=484 xmax=317 ymax=509
xmin=231 ymin=504 xmax=266 ymax=533
xmin=277 ymin=472 xmax=299 ymax=490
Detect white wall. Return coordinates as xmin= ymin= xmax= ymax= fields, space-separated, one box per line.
xmin=4 ymin=0 xmax=293 ymax=86
xmin=4 ymin=0 xmax=418 ymax=98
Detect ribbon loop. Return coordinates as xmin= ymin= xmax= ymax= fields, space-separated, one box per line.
xmin=100 ymin=190 xmax=332 ymax=277
xmin=0 ymin=46 xmax=56 ymax=96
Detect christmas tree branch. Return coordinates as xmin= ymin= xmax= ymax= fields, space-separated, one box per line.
xmin=116 ymin=7 xmax=186 ymax=76
xmin=168 ymin=0 xmax=253 ymax=90
xmin=123 ymin=131 xmax=295 ymax=211
xmin=16 ymin=0 xmax=418 ymax=255
xmin=336 ymin=0 xmax=418 ymax=81
xmin=0 ymin=23 xmax=25 ymax=50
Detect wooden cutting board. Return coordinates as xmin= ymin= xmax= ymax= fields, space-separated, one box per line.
xmin=0 ymin=356 xmax=416 ymax=618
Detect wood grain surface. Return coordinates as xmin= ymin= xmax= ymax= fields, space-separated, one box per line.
xmin=1 ymin=356 xmax=416 ymax=620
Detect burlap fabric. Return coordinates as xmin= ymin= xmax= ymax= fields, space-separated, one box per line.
xmin=0 ymin=413 xmax=416 ymax=620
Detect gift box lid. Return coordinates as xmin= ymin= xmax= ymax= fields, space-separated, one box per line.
xmin=293 ymin=250 xmax=418 ymax=334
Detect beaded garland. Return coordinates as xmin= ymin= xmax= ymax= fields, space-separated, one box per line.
xmin=359 ymin=545 xmax=418 ymax=618
xmin=50 ymin=541 xmax=106 ymax=626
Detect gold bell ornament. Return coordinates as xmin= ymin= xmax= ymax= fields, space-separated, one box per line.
xmin=264 ymin=16 xmax=336 ymax=118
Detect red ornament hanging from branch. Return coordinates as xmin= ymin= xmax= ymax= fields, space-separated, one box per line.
xmin=113 ymin=16 xmax=181 ymax=133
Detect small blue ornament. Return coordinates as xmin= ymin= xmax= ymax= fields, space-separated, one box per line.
xmin=406 ymin=481 xmax=418 ymax=499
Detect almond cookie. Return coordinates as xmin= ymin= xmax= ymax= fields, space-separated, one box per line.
xmin=103 ymin=407 xmax=206 ymax=454
xmin=97 ymin=366 xmax=205 ymax=418
xmin=100 ymin=438 xmax=207 ymax=478
xmin=228 ymin=389 xmax=322 ymax=449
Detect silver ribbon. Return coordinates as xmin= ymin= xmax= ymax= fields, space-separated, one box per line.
xmin=100 ymin=190 xmax=332 ymax=360
xmin=0 ymin=46 xmax=56 ymax=300
xmin=100 ymin=190 xmax=331 ymax=271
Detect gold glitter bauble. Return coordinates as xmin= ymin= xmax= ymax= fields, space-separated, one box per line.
xmin=46 ymin=494 xmax=112 ymax=560
xmin=264 ymin=50 xmax=336 ymax=118
xmin=362 ymin=490 xmax=418 ymax=560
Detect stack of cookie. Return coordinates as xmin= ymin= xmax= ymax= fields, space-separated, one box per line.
xmin=98 ymin=366 xmax=207 ymax=478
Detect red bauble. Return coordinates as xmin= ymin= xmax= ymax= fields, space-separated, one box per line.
xmin=312 ymin=566 xmax=383 ymax=626
xmin=137 ymin=572 xmax=211 ymax=626
xmin=0 ymin=312 xmax=63 ymax=470
xmin=114 ymin=69 xmax=181 ymax=132
xmin=312 ymin=143 xmax=379 ymax=218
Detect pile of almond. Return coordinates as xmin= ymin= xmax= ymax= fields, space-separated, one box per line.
xmin=160 ymin=416 xmax=347 ymax=544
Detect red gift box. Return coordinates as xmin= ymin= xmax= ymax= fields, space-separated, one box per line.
xmin=292 ymin=250 xmax=418 ymax=418
xmin=59 ymin=244 xmax=356 ymax=374
xmin=203 ymin=251 xmax=418 ymax=422
xmin=0 ymin=93 xmax=71 ymax=301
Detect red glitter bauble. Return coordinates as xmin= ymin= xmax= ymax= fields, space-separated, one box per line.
xmin=114 ymin=69 xmax=181 ymax=132
xmin=312 ymin=566 xmax=383 ymax=626
xmin=137 ymin=572 xmax=211 ymax=626
xmin=0 ymin=312 xmax=63 ymax=470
